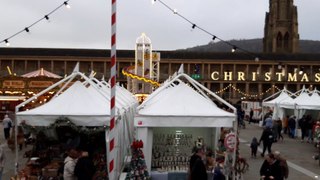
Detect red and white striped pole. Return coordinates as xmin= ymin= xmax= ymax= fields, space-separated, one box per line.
xmin=108 ymin=0 xmax=117 ymax=179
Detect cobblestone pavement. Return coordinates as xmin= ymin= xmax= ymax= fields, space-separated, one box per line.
xmin=239 ymin=122 xmax=320 ymax=180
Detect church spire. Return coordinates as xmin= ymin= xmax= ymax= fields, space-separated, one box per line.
xmin=263 ymin=0 xmax=299 ymax=53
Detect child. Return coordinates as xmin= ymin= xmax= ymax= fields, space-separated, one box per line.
xmin=250 ymin=137 xmax=259 ymax=158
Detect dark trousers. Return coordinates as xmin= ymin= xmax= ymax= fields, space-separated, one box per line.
xmin=262 ymin=143 xmax=272 ymax=156
xmin=301 ymin=129 xmax=307 ymax=140
xmin=251 ymin=148 xmax=257 ymax=157
xmin=4 ymin=128 xmax=10 ymax=139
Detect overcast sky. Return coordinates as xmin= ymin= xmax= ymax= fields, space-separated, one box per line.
xmin=0 ymin=0 xmax=319 ymax=50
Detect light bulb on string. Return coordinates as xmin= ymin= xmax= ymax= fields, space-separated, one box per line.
xmin=231 ymin=46 xmax=237 ymax=53
xmin=25 ymin=27 xmax=30 ymax=33
xmin=64 ymin=1 xmax=71 ymax=9
xmin=278 ymin=63 xmax=282 ymax=70
xmin=44 ymin=15 xmax=49 ymax=20
xmin=212 ymin=36 xmax=216 ymax=41
xmin=4 ymin=39 xmax=10 ymax=46
xmin=192 ymin=24 xmax=196 ymax=29
xmin=173 ymin=9 xmax=177 ymax=14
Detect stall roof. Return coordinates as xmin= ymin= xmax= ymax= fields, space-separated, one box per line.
xmin=262 ymin=87 xmax=294 ymax=107
xmin=16 ymin=81 xmax=118 ymax=126
xmin=135 ymin=73 xmax=235 ymax=127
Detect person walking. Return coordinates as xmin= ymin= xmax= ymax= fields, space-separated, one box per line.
xmin=298 ymin=115 xmax=307 ymax=142
xmin=288 ymin=115 xmax=296 ymax=138
xmin=63 ymin=148 xmax=79 ymax=180
xmin=249 ymin=108 xmax=254 ymax=124
xmin=189 ymin=146 xmax=207 ymax=180
xmin=259 ymin=127 xmax=274 ymax=157
xmin=264 ymin=115 xmax=273 ymax=129
xmin=0 ymin=143 xmax=5 ymax=180
xmin=282 ymin=115 xmax=289 ymax=135
xmin=2 ymin=114 xmax=13 ymax=140
xmin=74 ymin=151 xmax=95 ymax=180
xmin=250 ymin=137 xmax=259 ymax=158
xmin=274 ymin=151 xmax=289 ymax=180
xmin=260 ymin=153 xmax=282 ymax=180
xmin=277 ymin=120 xmax=284 ymax=141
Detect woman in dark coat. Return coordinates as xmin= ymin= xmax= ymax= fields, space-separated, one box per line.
xmin=260 ymin=153 xmax=282 ymax=180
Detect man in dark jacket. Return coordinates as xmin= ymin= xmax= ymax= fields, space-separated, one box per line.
xmin=74 ymin=151 xmax=95 ymax=180
xmin=189 ymin=146 xmax=207 ymax=180
xmin=259 ymin=127 xmax=274 ymax=157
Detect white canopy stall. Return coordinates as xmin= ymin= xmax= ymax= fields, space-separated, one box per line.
xmin=262 ymin=87 xmax=295 ymax=121
xmin=134 ymin=72 xmax=236 ymax=174
xmin=15 ymin=65 xmax=137 ymax=178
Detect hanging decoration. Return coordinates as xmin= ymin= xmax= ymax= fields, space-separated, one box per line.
xmin=215 ymin=84 xmax=281 ymax=98
xmin=152 ymin=0 xmax=259 ymax=60
xmin=20 ymin=116 xmax=106 ymax=135
xmin=0 ymin=1 xmax=71 ymax=47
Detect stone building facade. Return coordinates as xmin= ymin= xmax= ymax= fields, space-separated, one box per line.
xmin=263 ymin=0 xmax=299 ymax=53
xmin=1 ymin=48 xmax=320 ymax=104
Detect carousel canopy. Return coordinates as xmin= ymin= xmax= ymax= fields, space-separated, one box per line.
xmin=21 ymin=68 xmax=62 ymax=78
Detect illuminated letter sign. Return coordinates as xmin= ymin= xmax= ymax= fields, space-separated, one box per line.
xmin=237 ymin=72 xmax=245 ymax=81
xmin=264 ymin=72 xmax=271 ymax=81
xmin=211 ymin=71 xmax=219 ymax=80
xmin=288 ymin=73 xmax=297 ymax=82
xmin=224 ymin=72 xmax=232 ymax=81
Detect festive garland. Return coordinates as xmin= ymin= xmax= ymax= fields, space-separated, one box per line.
xmin=21 ymin=116 xmax=107 ymax=135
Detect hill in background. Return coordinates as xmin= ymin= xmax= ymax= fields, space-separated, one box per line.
xmin=182 ymin=39 xmax=320 ymax=53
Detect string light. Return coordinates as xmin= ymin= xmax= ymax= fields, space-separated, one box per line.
xmin=231 ymin=46 xmax=237 ymax=53
xmin=152 ymin=0 xmax=259 ymax=61
xmin=215 ymin=84 xmax=281 ymax=98
xmin=64 ymin=1 xmax=71 ymax=9
xmin=4 ymin=39 xmax=10 ymax=46
xmin=173 ymin=9 xmax=178 ymax=14
xmin=0 ymin=0 xmax=71 ymax=47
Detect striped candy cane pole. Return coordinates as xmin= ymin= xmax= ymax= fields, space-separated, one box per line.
xmin=109 ymin=0 xmax=117 ymax=179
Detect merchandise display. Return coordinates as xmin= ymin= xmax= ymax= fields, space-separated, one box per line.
xmin=151 ymin=133 xmax=193 ymax=171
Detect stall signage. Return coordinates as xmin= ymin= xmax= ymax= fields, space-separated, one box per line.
xmin=224 ymin=133 xmax=237 ymax=152
xmin=3 ymin=80 xmax=25 ymax=88
xmin=29 ymin=81 xmax=53 ymax=88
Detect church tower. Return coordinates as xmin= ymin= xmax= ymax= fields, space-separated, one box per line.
xmin=263 ymin=0 xmax=299 ymax=53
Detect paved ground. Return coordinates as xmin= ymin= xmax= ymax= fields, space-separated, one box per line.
xmin=239 ymin=122 xmax=320 ymax=180
xmin=1 ymin=122 xmax=319 ymax=179
xmin=0 ymin=124 xmax=31 ymax=179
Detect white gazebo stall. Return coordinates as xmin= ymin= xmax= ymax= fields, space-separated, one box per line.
xmin=134 ymin=71 xmax=236 ymax=179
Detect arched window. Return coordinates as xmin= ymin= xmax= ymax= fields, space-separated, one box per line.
xmin=284 ymin=32 xmax=289 ymax=49
xmin=276 ymin=32 xmax=282 ymax=50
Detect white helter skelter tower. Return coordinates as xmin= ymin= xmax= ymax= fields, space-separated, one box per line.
xmin=127 ymin=33 xmax=160 ymax=94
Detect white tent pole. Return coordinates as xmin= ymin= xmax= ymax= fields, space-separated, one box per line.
xmin=52 ymin=73 xmax=78 ymax=100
